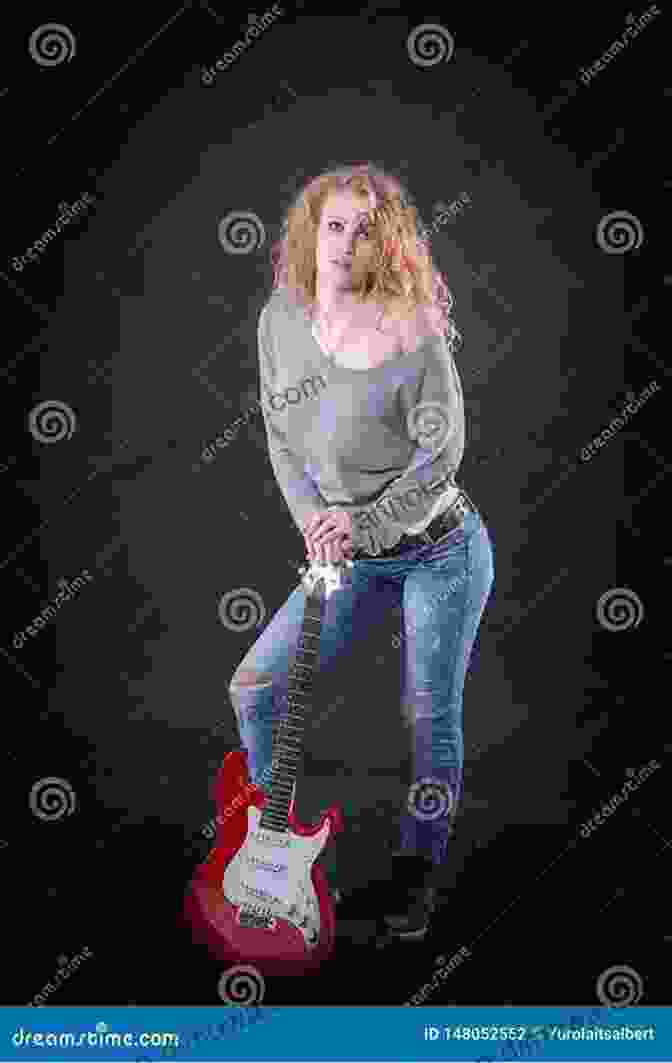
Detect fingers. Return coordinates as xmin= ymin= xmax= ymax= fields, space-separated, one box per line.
xmin=303 ymin=510 xmax=354 ymax=566
xmin=304 ymin=531 xmax=353 ymax=565
xmin=310 ymin=526 xmax=347 ymax=546
xmin=303 ymin=512 xmax=329 ymax=534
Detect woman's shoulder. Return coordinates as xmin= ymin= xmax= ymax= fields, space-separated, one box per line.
xmin=389 ymin=302 xmax=445 ymax=356
xmin=264 ymin=286 xmax=309 ymax=322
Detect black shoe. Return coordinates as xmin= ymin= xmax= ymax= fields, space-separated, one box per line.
xmin=382 ymin=853 xmax=437 ymax=940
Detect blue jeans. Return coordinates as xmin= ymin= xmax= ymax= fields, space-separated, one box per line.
xmin=228 ymin=508 xmax=494 ymax=866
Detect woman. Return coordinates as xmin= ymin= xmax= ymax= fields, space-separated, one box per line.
xmin=228 ymin=163 xmax=494 ymax=941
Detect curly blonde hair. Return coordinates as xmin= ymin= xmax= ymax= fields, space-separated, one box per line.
xmin=269 ymin=162 xmax=460 ymax=351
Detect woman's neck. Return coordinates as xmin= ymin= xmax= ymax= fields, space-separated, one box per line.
xmin=315 ymin=281 xmax=361 ymax=319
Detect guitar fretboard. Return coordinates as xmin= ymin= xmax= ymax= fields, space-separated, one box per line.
xmin=258 ymin=585 xmax=326 ymax=833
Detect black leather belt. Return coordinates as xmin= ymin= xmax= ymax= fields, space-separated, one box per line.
xmin=353 ymin=488 xmax=478 ymax=560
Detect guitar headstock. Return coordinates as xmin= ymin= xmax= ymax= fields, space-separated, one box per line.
xmin=298 ymin=558 xmax=354 ymax=601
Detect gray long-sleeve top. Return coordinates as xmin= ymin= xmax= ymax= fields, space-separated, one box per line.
xmin=257 ymin=286 xmax=465 ymax=556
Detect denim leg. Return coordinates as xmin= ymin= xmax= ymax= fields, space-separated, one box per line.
xmin=229 ymin=678 xmax=287 ymax=789
xmin=399 ymin=515 xmax=494 ymax=865
xmin=227 ymin=570 xmax=392 ymax=792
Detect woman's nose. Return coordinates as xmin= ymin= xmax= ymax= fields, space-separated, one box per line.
xmin=342 ymin=234 xmax=356 ymax=256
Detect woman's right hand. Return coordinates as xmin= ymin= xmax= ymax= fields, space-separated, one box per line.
xmin=301 ymin=510 xmax=354 ymax=565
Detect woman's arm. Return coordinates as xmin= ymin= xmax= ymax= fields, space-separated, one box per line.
xmin=257 ymin=301 xmax=330 ymax=534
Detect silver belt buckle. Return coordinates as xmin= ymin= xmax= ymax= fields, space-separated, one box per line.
xmin=432 ymin=492 xmax=468 ymax=542
xmin=414 ymin=491 xmax=469 ymax=547
xmin=453 ymin=493 xmax=468 ymax=519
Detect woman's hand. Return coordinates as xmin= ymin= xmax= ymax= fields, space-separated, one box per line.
xmin=301 ymin=510 xmax=355 ymax=565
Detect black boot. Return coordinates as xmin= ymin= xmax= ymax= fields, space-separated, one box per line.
xmin=382 ymin=852 xmax=437 ymax=940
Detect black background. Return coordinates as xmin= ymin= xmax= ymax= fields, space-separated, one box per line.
xmin=0 ymin=0 xmax=668 ymax=1017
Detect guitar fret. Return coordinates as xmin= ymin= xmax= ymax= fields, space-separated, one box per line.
xmin=254 ymin=572 xmax=344 ymax=835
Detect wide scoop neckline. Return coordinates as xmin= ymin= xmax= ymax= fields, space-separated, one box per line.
xmin=307 ymin=307 xmax=420 ymax=374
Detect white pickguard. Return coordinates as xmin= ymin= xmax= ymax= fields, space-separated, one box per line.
xmin=222 ymin=805 xmax=332 ymax=948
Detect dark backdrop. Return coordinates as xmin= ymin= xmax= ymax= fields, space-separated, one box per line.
xmin=1 ymin=0 xmax=668 ymax=1010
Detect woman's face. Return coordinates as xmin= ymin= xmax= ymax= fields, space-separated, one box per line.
xmin=315 ymin=187 xmax=375 ymax=293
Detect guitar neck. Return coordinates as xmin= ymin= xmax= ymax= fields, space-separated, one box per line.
xmin=258 ymin=586 xmax=325 ymax=833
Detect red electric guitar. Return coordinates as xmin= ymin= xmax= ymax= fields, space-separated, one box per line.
xmin=183 ymin=558 xmax=352 ymax=977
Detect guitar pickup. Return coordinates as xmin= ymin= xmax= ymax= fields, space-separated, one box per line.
xmin=243 ymin=882 xmax=280 ymax=904
xmin=237 ymin=909 xmax=277 ymax=931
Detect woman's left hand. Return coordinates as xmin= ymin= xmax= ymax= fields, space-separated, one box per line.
xmin=303 ymin=510 xmax=355 ymax=565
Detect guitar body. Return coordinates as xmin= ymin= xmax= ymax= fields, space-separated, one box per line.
xmin=184 ymin=750 xmax=344 ymax=977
